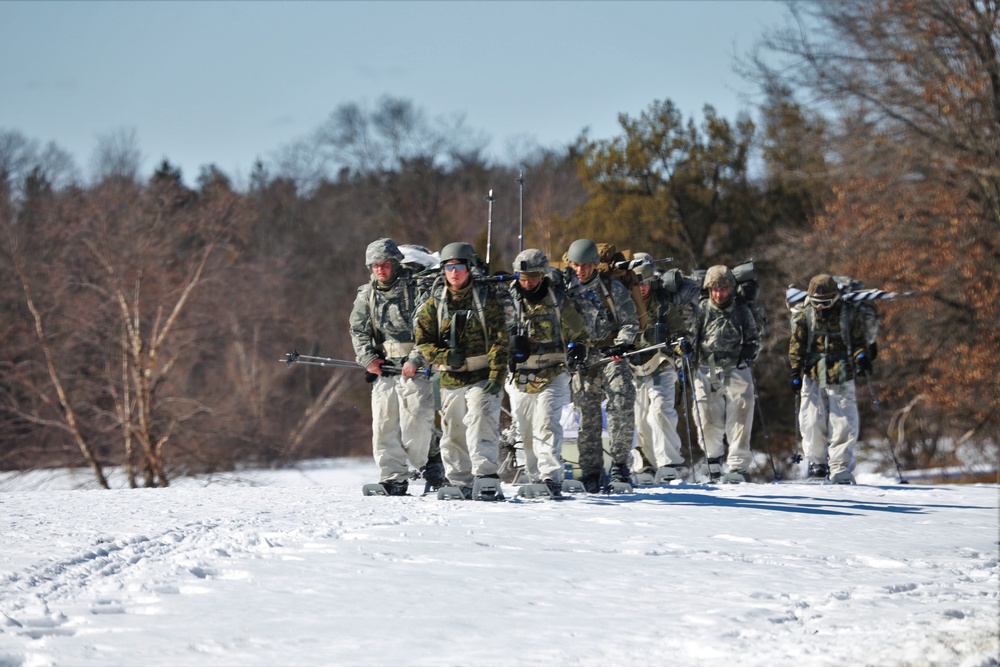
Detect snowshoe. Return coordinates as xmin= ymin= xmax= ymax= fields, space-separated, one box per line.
xmin=561 ymin=478 xmax=586 ymax=494
xmin=607 ymin=464 xmax=633 ymax=494
xmin=436 ymin=485 xmax=468 ymax=500
xmin=654 ymin=465 xmax=686 ymax=484
xmin=705 ymin=457 xmax=724 ymax=483
xmin=472 ymin=475 xmax=505 ymax=501
xmin=720 ymin=470 xmax=748 ymax=484
xmin=830 ymin=471 xmax=857 ymax=485
xmin=363 ymin=479 xmax=408 ymax=496
xmin=362 ymin=483 xmax=388 ymax=496
xmin=633 ymin=471 xmax=656 ymax=486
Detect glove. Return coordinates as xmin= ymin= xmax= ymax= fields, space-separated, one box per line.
xmin=446 ymin=349 xmax=466 ymax=368
xmin=482 ymin=379 xmax=503 ymax=396
xmin=603 ymin=344 xmax=632 ymax=359
xmin=790 ymin=369 xmax=802 ymax=393
xmin=566 ymin=342 xmax=586 ymax=365
xmin=672 ymin=337 xmax=693 ymax=356
xmin=855 ymin=352 xmax=872 ymax=376
xmin=739 ymin=343 xmax=756 ymax=364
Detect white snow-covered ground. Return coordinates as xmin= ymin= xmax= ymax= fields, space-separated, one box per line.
xmin=0 ymin=459 xmax=997 ymax=667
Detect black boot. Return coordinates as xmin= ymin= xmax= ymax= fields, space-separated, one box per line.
xmin=808 ymin=463 xmax=830 ymax=481
xmin=380 ymin=479 xmax=408 ymax=496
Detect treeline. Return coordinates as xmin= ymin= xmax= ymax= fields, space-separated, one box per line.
xmin=1 ymin=0 xmax=996 ymax=485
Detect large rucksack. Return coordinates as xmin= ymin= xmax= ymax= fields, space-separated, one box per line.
xmin=786 ymin=275 xmax=880 ymax=359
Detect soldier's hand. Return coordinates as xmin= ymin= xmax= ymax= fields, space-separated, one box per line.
xmin=855 ymin=352 xmax=873 ymax=376
xmin=790 ymin=369 xmax=802 ymax=393
xmin=566 ymin=342 xmax=587 ymax=365
xmin=447 ymin=349 xmax=466 ymax=368
xmin=365 ymin=358 xmax=385 ymax=375
xmin=739 ymin=343 xmax=756 ymax=365
xmin=483 ymin=379 xmax=503 ymax=396
xmin=672 ymin=337 xmax=693 ymax=356
xmin=401 ymin=361 xmax=417 ymax=378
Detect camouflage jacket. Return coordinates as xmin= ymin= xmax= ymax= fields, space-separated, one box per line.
xmin=694 ymin=296 xmax=759 ymax=370
xmin=579 ymin=273 xmax=639 ymax=349
xmin=789 ymin=302 xmax=867 ymax=385
xmin=349 ymin=268 xmax=428 ymax=370
xmin=630 ymin=288 xmax=689 ymax=376
xmin=509 ymin=279 xmax=590 ymax=393
xmin=415 ymin=280 xmax=509 ymax=389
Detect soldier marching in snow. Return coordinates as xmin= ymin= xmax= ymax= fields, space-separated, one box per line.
xmin=564 ymin=238 xmax=639 ymax=492
xmin=628 ymin=254 xmax=692 ymax=482
xmin=415 ymin=242 xmax=510 ymax=499
xmin=349 ymin=238 xmax=442 ymax=496
xmin=691 ymin=265 xmax=760 ymax=483
xmin=506 ymin=249 xmax=590 ymax=498
xmin=788 ymin=274 xmax=872 ymax=485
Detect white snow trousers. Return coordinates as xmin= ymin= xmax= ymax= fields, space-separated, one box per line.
xmin=371 ymin=374 xmax=436 ymax=482
xmin=508 ymin=373 xmax=571 ymax=483
xmin=798 ymin=376 xmax=858 ymax=475
xmin=634 ymin=366 xmax=685 ymax=468
xmin=693 ymin=364 xmax=755 ymax=471
xmin=439 ymin=381 xmax=501 ymax=488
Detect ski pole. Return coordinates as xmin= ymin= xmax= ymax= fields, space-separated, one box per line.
xmin=584 ymin=342 xmax=671 ymax=371
xmin=484 ymin=189 xmax=495 ymax=273
xmin=515 ymin=171 xmax=525 ymax=253
xmin=864 ymin=373 xmax=908 ymax=484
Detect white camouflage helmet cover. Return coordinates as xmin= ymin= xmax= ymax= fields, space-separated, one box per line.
xmin=631 ymin=252 xmax=656 ymax=284
xmin=365 ymin=238 xmax=404 ymax=266
xmin=513 ymin=248 xmax=549 ymax=274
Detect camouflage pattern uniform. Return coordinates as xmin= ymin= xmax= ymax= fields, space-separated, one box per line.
xmin=349 ymin=238 xmax=436 ymax=487
xmin=789 ymin=274 xmax=868 ymax=480
xmin=692 ymin=266 xmax=760 ymax=477
xmin=572 ymin=268 xmax=639 ymax=490
xmin=629 ymin=259 xmax=691 ymax=477
xmin=415 ymin=266 xmax=509 ymax=491
xmin=507 ymin=250 xmax=590 ymax=487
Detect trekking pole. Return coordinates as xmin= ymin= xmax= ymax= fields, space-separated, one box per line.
xmin=677 ymin=359 xmax=697 ymax=482
xmin=484 ymin=189 xmax=495 ymax=273
xmin=515 ymin=171 xmax=525 ymax=253
xmin=747 ymin=366 xmax=780 ymax=481
xmin=864 ymin=373 xmax=908 ymax=484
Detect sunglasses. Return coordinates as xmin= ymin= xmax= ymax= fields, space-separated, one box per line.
xmin=443 ymin=263 xmax=468 ymax=273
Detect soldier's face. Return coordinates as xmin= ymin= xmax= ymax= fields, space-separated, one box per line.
xmin=371 ymin=260 xmax=394 ymax=282
xmin=569 ymin=261 xmax=596 ymax=282
xmin=443 ymin=261 xmax=470 ymax=288
xmin=518 ymin=272 xmax=543 ymax=291
xmin=709 ymin=286 xmax=731 ymax=306
xmin=640 ymin=283 xmax=652 ymax=298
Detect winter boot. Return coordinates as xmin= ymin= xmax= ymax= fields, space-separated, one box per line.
xmin=706 ymin=457 xmax=724 ymax=483
xmin=721 ymin=469 xmax=748 ymax=484
xmin=808 ymin=463 xmax=830 ymax=481
xmin=380 ymin=479 xmax=409 ymax=496
xmin=609 ymin=464 xmax=631 ymax=484
xmin=472 ymin=474 xmax=505 ymax=501
xmin=830 ymin=471 xmax=857 ymax=485
xmin=654 ymin=465 xmax=685 ymax=484
xmin=581 ymin=472 xmax=603 ymax=494
xmin=544 ymin=478 xmax=563 ymax=498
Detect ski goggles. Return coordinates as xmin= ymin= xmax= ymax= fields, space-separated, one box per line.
xmin=809 ymin=294 xmax=840 ymax=309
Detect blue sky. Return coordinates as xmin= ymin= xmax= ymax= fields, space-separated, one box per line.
xmin=1 ymin=1 xmax=789 ymax=186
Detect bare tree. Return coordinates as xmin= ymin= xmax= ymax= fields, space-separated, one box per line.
xmin=91 ymin=126 xmax=143 ymax=184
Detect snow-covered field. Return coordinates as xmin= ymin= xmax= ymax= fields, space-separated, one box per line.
xmin=1 ymin=459 xmax=997 ymax=667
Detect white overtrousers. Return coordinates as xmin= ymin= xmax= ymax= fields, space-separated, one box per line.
xmin=371 ymin=374 xmax=436 ymax=482
xmin=634 ymin=366 xmax=685 ymax=468
xmin=508 ymin=373 xmax=571 ymax=483
xmin=439 ymin=381 xmax=501 ymax=488
xmin=798 ymin=376 xmax=858 ymax=475
xmin=693 ymin=364 xmax=755 ymax=470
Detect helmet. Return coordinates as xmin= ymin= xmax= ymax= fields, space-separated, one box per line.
xmin=513 ymin=248 xmax=548 ymax=274
xmin=567 ymin=239 xmax=600 ymax=265
xmin=704 ymin=265 xmax=735 ymax=290
xmin=365 ymin=238 xmax=403 ymax=266
xmin=631 ymin=252 xmax=656 ymax=284
xmin=439 ymin=242 xmax=477 ymax=265
xmin=807 ymin=274 xmax=841 ymax=308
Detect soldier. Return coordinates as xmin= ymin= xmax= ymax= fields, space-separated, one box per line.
xmin=788 ymin=274 xmax=869 ymax=485
xmin=564 ymin=238 xmax=639 ymax=492
xmin=507 ymin=249 xmax=589 ymax=497
xmin=349 ymin=238 xmax=440 ymax=496
xmin=691 ymin=265 xmax=760 ymax=483
xmin=628 ymin=255 xmax=692 ymax=482
xmin=415 ymin=242 xmax=509 ymax=500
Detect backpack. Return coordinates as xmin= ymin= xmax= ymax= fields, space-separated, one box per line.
xmin=786 ymin=275 xmax=880 ymax=360
xmin=732 ymin=259 xmax=768 ymax=340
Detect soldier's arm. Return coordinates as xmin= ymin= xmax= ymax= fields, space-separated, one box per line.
xmin=414 ymin=297 xmax=449 ymax=367
xmin=611 ymin=280 xmax=639 ymax=346
xmin=788 ymin=311 xmax=806 ymax=372
xmin=349 ymin=285 xmax=380 ymax=368
xmin=484 ymin=293 xmax=510 ymax=384
xmin=561 ymin=297 xmax=590 ymax=346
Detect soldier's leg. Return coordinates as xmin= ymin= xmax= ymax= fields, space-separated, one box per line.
xmin=574 ymin=371 xmax=607 ymax=482
xmin=798 ymin=376 xmax=831 ymax=466
xmin=510 ymin=383 xmax=539 ymax=481
xmin=724 ymin=366 xmax=755 ymax=472
xmin=464 ymin=381 xmax=501 ymax=478
xmin=694 ymin=369 xmax=726 ymax=460
xmin=603 ymin=361 xmax=636 ymax=468
xmin=532 ymin=372 xmax=570 ymax=483
xmin=650 ymin=367 xmax=685 ymax=466
xmin=633 ymin=376 xmax=658 ymax=470
xmin=439 ymin=386 xmax=474 ymax=488
xmin=397 ymin=375 xmax=436 ymax=470
xmin=372 ymin=376 xmax=409 ymax=482
xmin=827 ymin=382 xmax=859 ymax=475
